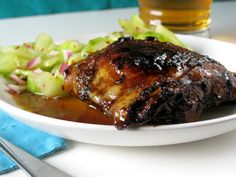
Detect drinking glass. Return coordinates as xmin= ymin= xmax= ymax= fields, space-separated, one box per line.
xmin=139 ymin=0 xmax=213 ymax=37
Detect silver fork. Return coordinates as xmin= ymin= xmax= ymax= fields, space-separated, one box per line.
xmin=0 ymin=137 xmax=71 ymax=177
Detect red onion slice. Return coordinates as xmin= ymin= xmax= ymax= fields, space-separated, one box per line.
xmin=6 ymin=84 xmax=26 ymax=93
xmin=63 ymin=50 xmax=73 ymax=61
xmin=59 ymin=62 xmax=69 ymax=75
xmin=27 ymin=57 xmax=41 ymax=69
xmin=49 ymin=50 xmax=58 ymax=56
xmin=33 ymin=68 xmax=43 ymax=74
xmin=9 ymin=74 xmax=26 ymax=85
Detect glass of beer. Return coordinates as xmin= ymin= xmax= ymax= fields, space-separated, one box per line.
xmin=139 ymin=0 xmax=212 ymax=36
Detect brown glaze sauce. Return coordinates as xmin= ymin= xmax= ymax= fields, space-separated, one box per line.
xmin=12 ymin=92 xmax=113 ymax=125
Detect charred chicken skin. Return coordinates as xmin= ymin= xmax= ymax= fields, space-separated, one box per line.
xmin=64 ymin=37 xmax=236 ymax=129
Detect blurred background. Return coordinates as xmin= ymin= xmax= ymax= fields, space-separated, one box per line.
xmin=0 ymin=0 xmax=234 ymax=19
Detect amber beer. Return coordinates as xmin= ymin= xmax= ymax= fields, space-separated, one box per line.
xmin=139 ymin=0 xmax=212 ymax=33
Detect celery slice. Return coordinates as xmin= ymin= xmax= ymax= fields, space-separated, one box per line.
xmin=14 ymin=69 xmax=31 ymax=78
xmin=41 ymin=57 xmax=58 ymax=68
xmin=154 ymin=25 xmax=188 ymax=48
xmin=27 ymin=71 xmax=66 ymax=97
xmin=0 ymin=54 xmax=17 ymax=75
xmin=85 ymin=37 xmax=108 ymax=53
xmin=0 ymin=46 xmax=39 ymax=59
xmin=68 ymin=53 xmax=85 ymax=65
xmin=35 ymin=33 xmax=56 ymax=52
xmin=59 ymin=40 xmax=83 ymax=53
xmin=119 ymin=14 xmax=147 ymax=36
xmin=119 ymin=14 xmax=187 ymax=48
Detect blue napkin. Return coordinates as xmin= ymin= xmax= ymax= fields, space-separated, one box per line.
xmin=0 ymin=109 xmax=65 ymax=174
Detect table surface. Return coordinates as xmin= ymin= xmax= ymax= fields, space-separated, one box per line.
xmin=1 ymin=1 xmax=236 ymax=177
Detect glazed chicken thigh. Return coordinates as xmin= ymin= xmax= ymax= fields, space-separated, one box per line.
xmin=64 ymin=37 xmax=236 ymax=129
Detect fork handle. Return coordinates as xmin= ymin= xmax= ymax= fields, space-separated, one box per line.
xmin=0 ymin=137 xmax=71 ymax=177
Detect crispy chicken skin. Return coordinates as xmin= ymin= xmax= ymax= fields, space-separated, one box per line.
xmin=64 ymin=37 xmax=236 ymax=129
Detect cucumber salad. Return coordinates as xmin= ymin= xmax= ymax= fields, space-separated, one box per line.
xmin=0 ymin=14 xmax=187 ymax=97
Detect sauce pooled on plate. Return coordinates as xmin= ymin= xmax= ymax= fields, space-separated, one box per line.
xmin=12 ymin=92 xmax=113 ymax=125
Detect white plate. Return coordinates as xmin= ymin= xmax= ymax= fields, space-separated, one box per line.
xmin=0 ymin=34 xmax=236 ymax=147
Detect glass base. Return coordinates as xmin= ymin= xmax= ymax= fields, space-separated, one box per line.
xmin=174 ymin=28 xmax=210 ymax=38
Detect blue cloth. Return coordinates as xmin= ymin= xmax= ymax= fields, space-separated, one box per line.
xmin=0 ymin=0 xmax=138 ymax=19
xmin=0 ymin=110 xmax=65 ymax=174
